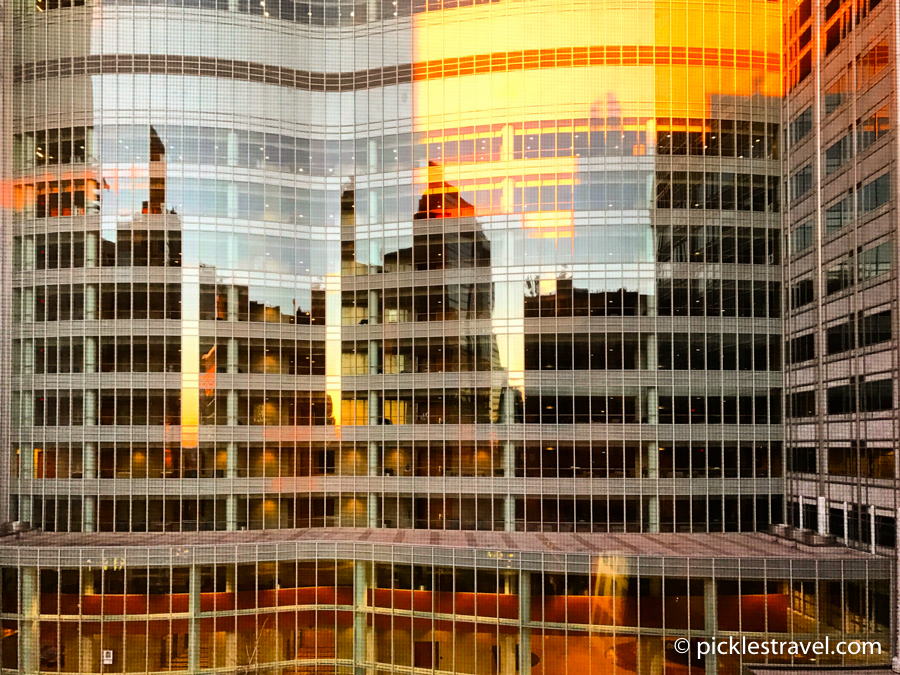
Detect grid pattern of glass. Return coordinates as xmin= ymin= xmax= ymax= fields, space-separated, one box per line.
xmin=782 ymin=0 xmax=899 ymax=553
xmin=6 ymin=0 xmax=893 ymax=672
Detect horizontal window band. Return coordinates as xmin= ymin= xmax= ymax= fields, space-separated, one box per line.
xmin=16 ymin=46 xmax=782 ymax=89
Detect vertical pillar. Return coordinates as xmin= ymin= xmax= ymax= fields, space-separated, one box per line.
xmin=704 ymin=579 xmax=717 ymax=675
xmin=85 ymin=232 xmax=98 ymax=268
xmin=646 ymin=388 xmax=659 ymax=425
xmin=225 ymin=567 xmax=237 ymax=668
xmin=502 ymin=391 xmax=516 ymax=532
xmin=21 ymin=339 xmax=34 ymax=374
xmin=188 ymin=565 xmax=201 ymax=672
xmin=798 ymin=495 xmax=804 ymax=530
xmin=519 ymin=571 xmax=531 ymax=675
xmin=83 ymin=274 xmax=100 ymax=528
xmin=894 ymin=508 xmax=900 ymax=673
xmin=17 ymin=495 xmax=33 ymax=527
xmin=817 ymin=496 xmax=827 ymax=535
xmin=226 ymin=294 xmax=240 ymax=529
xmin=21 ymin=287 xmax=34 ymax=323
xmin=22 ymin=235 xmax=35 ymax=271
xmin=366 ymin=0 xmax=380 ymax=21
xmin=20 ymin=567 xmax=39 ymax=675
xmin=843 ymin=502 xmax=849 ymax=543
xmin=84 ymin=337 xmax=97 ymax=373
xmin=647 ymin=444 xmax=660 ymax=533
xmin=367 ymin=289 xmax=381 ymax=488
xmin=79 ymin=633 xmax=94 ymax=674
xmin=869 ymin=504 xmax=877 ymax=554
xmin=82 ymin=496 xmax=96 ymax=534
xmin=83 ymin=407 xmax=97 ymax=533
xmin=367 ymin=494 xmax=379 ymax=529
xmin=503 ymin=440 xmax=516 ymax=532
xmin=498 ymin=633 xmax=516 ymax=675
xmin=353 ymin=562 xmax=371 ymax=675
xmin=84 ymin=284 xmax=98 ymax=321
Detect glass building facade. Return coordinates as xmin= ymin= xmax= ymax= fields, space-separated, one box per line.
xmin=782 ymin=0 xmax=899 ymax=555
xmin=0 ymin=0 xmax=895 ymax=672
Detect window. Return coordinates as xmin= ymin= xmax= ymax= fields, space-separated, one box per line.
xmin=829 ymin=446 xmax=895 ymax=480
xmin=860 ymin=379 xmax=893 ymax=411
xmin=790 ymin=164 xmax=813 ymax=200
xmin=858 ymin=173 xmax=891 ymax=213
xmin=827 ymin=383 xmax=856 ymax=414
xmin=790 ymin=447 xmax=817 ymax=474
xmin=14 ymin=127 xmax=90 ymax=168
xmin=789 ymin=391 xmax=816 ymax=417
xmin=856 ymin=40 xmax=889 ymax=87
xmin=791 ymin=277 xmax=815 ymax=309
xmin=857 ymin=104 xmax=891 ymax=152
xmin=789 ymin=333 xmax=815 ymax=363
xmin=791 ymin=220 xmax=814 ymax=254
xmin=825 ymin=195 xmax=853 ymax=233
xmin=857 ymin=241 xmax=892 ymax=281
xmin=827 ymin=320 xmax=855 ymax=354
xmin=826 ymin=258 xmax=855 ymax=295
xmin=824 ymin=73 xmax=849 ymax=114
xmin=860 ymin=310 xmax=891 ymax=346
xmin=788 ymin=108 xmax=813 ymax=146
xmin=824 ymin=134 xmax=852 ymax=174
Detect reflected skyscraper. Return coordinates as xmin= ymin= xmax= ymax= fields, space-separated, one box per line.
xmin=0 ymin=0 xmax=894 ymax=673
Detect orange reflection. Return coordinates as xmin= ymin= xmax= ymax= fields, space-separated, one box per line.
xmin=411 ymin=0 xmax=783 ymax=229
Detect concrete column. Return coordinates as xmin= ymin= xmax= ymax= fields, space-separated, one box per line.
xmin=82 ymin=569 xmax=95 ymax=595
xmin=498 ymin=633 xmax=516 ymax=675
xmin=502 ymin=388 xmax=517 ymax=531
xmin=646 ymin=387 xmax=659 ymax=425
xmin=84 ymin=284 xmax=98 ymax=321
xmin=83 ymin=496 xmax=96 ymax=533
xmin=647 ymin=445 xmax=660 ymax=533
xmin=704 ymin=579 xmax=717 ymax=675
xmin=85 ymin=232 xmax=98 ymax=267
xmin=643 ymin=334 xmax=658 ymax=371
xmin=227 ymin=338 xmax=239 ymax=374
xmin=798 ymin=495 xmax=804 ymax=530
xmin=83 ymin=443 xmax=97 ymax=479
xmin=79 ymin=633 xmax=94 ymax=674
xmin=227 ymin=129 xmax=239 ymax=167
xmin=226 ymin=496 xmax=238 ymax=532
xmin=22 ymin=287 xmax=34 ymax=323
xmin=21 ymin=339 xmax=34 ymax=374
xmin=188 ymin=566 xmax=201 ymax=672
xmin=83 ymin=390 xmax=96 ymax=427
xmin=84 ymin=337 xmax=97 ymax=373
xmin=869 ymin=504 xmax=877 ymax=554
xmin=83 ymin=435 xmax=98 ymax=531
xmin=20 ymin=567 xmax=39 ymax=675
xmin=227 ymin=390 xmax=239 ymax=425
xmin=227 ymin=286 xmax=239 ymax=321
xmin=20 ymin=395 xmax=34 ymax=430
xmin=226 ymin=438 xmax=239 ymax=531
xmin=23 ymin=235 xmax=35 ymax=271
xmin=647 ymin=498 xmax=660 ymax=534
xmin=647 ymin=443 xmax=659 ymax=478
xmin=17 ymin=496 xmax=33 ymax=526
xmin=817 ymin=496 xmax=827 ymax=535
xmin=353 ymin=562 xmax=371 ymax=675
xmin=225 ymin=567 xmax=237 ymax=667
xmin=893 ymin=508 xmax=900 ymax=674
xmin=519 ymin=571 xmax=531 ymax=675
xmin=843 ymin=502 xmax=849 ymax=543
xmin=503 ymin=441 xmax=516 ymax=532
